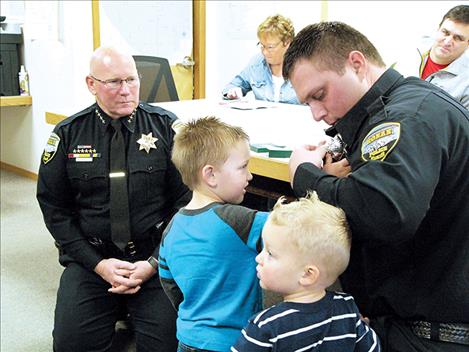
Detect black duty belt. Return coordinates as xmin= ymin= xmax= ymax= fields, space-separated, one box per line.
xmin=87 ymin=220 xmax=166 ymax=259
xmin=88 ymin=237 xmax=155 ymax=259
xmin=408 ymin=321 xmax=469 ymax=346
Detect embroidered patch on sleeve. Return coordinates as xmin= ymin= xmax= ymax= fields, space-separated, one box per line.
xmin=42 ymin=132 xmax=60 ymax=164
xmin=361 ymin=122 xmax=400 ymax=161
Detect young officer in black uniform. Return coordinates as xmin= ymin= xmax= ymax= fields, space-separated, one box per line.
xmin=283 ymin=22 xmax=469 ymax=352
xmin=37 ymin=47 xmax=190 ymax=351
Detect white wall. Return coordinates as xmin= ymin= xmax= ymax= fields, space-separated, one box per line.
xmin=205 ymin=0 xmax=465 ymax=99
xmin=1 ymin=1 xmax=93 ymax=174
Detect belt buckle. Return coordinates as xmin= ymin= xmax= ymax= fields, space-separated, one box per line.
xmin=409 ymin=321 xmax=431 ymax=339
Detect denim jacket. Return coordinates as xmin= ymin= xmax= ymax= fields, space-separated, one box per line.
xmin=418 ymin=49 xmax=469 ymax=109
xmin=222 ymin=53 xmax=300 ymax=104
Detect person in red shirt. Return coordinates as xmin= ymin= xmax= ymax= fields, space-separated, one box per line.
xmin=418 ymin=5 xmax=469 ymax=108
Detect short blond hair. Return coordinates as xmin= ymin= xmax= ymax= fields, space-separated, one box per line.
xmin=269 ymin=192 xmax=351 ymax=284
xmin=171 ymin=116 xmax=249 ymax=190
xmin=257 ymin=14 xmax=295 ymax=44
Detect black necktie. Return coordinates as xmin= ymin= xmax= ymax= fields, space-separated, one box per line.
xmin=109 ymin=119 xmax=131 ymax=251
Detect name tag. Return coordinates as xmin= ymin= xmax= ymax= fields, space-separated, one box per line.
xmin=109 ymin=172 xmax=126 ymax=178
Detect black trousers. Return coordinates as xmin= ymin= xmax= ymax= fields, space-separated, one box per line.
xmin=371 ymin=317 xmax=468 ymax=352
xmin=53 ymin=262 xmax=177 ymax=352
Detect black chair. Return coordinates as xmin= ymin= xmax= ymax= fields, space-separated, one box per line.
xmin=133 ymin=55 xmax=179 ymax=103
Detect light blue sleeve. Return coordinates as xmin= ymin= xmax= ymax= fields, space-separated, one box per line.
xmin=222 ymin=54 xmax=264 ymax=97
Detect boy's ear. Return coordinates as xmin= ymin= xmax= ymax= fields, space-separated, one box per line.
xmin=201 ymin=164 xmax=217 ymax=187
xmin=299 ymin=265 xmax=320 ymax=286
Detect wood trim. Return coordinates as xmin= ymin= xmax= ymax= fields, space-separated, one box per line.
xmin=1 ymin=162 xmax=38 ymax=180
xmin=320 ymin=0 xmax=328 ymax=21
xmin=193 ymin=0 xmax=206 ymax=99
xmin=45 ymin=112 xmax=67 ymax=125
xmin=92 ymin=0 xmax=100 ymax=50
xmin=0 ymin=96 xmax=32 ymax=107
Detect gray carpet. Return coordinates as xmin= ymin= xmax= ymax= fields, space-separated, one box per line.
xmin=1 ymin=169 xmax=61 ymax=351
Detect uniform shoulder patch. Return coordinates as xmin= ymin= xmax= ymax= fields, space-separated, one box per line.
xmin=361 ymin=122 xmax=400 ymax=161
xmin=42 ymin=132 xmax=60 ymax=164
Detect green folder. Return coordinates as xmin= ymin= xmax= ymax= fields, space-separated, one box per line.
xmin=250 ymin=143 xmax=292 ymax=158
xmin=268 ymin=146 xmax=292 ymax=158
xmin=250 ymin=144 xmax=270 ymax=153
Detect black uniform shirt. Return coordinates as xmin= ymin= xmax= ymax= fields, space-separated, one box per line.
xmin=293 ymin=69 xmax=469 ymax=322
xmin=37 ymin=102 xmax=190 ymax=270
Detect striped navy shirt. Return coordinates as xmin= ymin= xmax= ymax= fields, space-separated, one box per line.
xmin=232 ymin=291 xmax=380 ymax=352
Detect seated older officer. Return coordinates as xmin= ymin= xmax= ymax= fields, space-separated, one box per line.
xmin=284 ymin=22 xmax=469 ymax=351
xmin=222 ymin=14 xmax=299 ymax=104
xmin=37 ymin=47 xmax=190 ymax=351
xmin=418 ymin=5 xmax=469 ymax=109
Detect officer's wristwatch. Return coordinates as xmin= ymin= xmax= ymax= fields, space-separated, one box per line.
xmin=147 ymin=256 xmax=158 ymax=270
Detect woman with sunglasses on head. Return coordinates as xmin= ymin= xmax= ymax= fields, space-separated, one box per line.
xmin=222 ymin=14 xmax=300 ymax=104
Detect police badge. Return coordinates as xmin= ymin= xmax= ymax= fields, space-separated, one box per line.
xmin=325 ymin=133 xmax=346 ymax=161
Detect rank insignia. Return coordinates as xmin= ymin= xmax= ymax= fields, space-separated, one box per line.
xmin=42 ymin=132 xmax=60 ymax=165
xmin=137 ymin=132 xmax=158 ymax=153
xmin=361 ymin=122 xmax=400 ymax=161
xmin=68 ymin=145 xmax=101 ymax=162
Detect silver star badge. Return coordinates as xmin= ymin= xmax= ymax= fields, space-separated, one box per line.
xmin=137 ymin=132 xmax=158 ymax=153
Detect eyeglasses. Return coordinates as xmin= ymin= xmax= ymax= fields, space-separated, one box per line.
xmin=257 ymin=41 xmax=282 ymax=52
xmin=90 ymin=75 xmax=140 ymax=89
